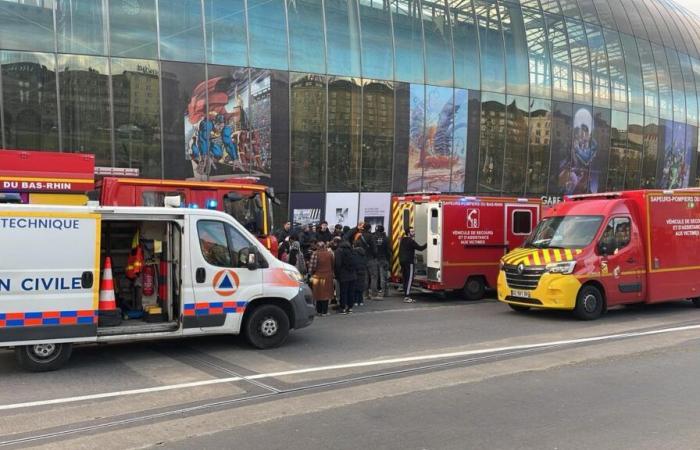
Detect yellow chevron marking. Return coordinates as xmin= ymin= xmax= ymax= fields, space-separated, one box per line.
xmin=505 ymin=249 xmax=530 ymax=263
xmin=553 ymin=249 xmax=562 ymax=262
xmin=564 ymin=249 xmax=573 ymax=260
xmin=532 ymin=252 xmax=541 ymax=266
xmin=543 ymin=249 xmax=552 ymax=264
xmin=575 ymin=249 xmax=582 ymax=255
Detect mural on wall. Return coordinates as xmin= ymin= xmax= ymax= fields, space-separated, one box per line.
xmin=660 ymin=121 xmax=692 ymax=189
xmin=557 ymin=105 xmax=604 ymax=195
xmin=184 ymin=67 xmax=271 ymax=180
xmin=450 ymin=89 xmax=468 ymax=193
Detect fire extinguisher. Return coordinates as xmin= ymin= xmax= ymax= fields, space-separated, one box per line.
xmin=143 ymin=265 xmax=155 ymax=296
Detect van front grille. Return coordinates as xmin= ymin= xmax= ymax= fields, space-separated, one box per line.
xmin=504 ymin=265 xmax=544 ymax=290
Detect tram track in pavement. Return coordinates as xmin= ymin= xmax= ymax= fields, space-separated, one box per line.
xmin=3 ymin=319 xmax=700 ymax=448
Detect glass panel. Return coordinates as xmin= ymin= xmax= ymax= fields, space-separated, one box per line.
xmin=197 ymin=220 xmax=232 ymax=267
xmin=109 ymin=0 xmax=158 ymax=59
xmin=502 ymin=94 xmax=529 ymax=194
xmin=651 ymin=44 xmax=671 ymax=120
xmin=575 ymin=0 xmax=597 ymax=24
xmin=361 ymin=79 xmax=394 ymax=192
xmin=56 ymin=0 xmax=106 ymax=55
xmin=0 ymin=0 xmax=55 ymax=53
xmin=288 ymin=0 xmax=326 ymax=73
xmin=560 ymin=104 xmax=606 ymax=194
xmin=660 ymin=121 xmax=689 ymax=189
xmin=474 ymin=0 xmax=506 ymax=94
xmin=625 ymin=112 xmax=643 ymax=189
xmin=546 ymin=14 xmax=572 ymax=102
xmin=422 ymin=1 xmax=453 ymax=87
xmin=548 ymin=101 xmax=571 ymax=194
xmin=478 ymin=92 xmax=505 ymax=193
xmin=522 ymin=7 xmax=550 ymax=99
xmin=591 ymin=0 xmax=615 ymax=30
xmin=603 ymin=29 xmax=627 ymax=112
xmin=111 ymin=58 xmax=162 ymax=178
xmin=538 ymin=0 xmax=559 ymax=15
xmin=290 ymin=73 xmax=326 ymax=191
xmin=607 ymin=110 xmax=628 ymax=191
xmin=566 ymin=19 xmax=591 ymax=105
xmin=450 ymin=88 xmax=468 ymax=192
xmin=558 ymin=0 xmax=580 ymax=19
xmin=585 ymin=23 xmax=609 ymax=108
xmin=358 ymin=0 xmax=394 ymax=81
xmin=637 ymin=38 xmax=658 ymax=117
xmin=58 ymin=54 xmax=111 ymax=167
xmin=518 ymin=0 xmax=541 ymax=11
xmin=448 ymin=0 xmax=480 ymax=91
xmin=525 ymin=97 xmax=551 ymax=195
xmin=501 ymin=2 xmax=529 ymax=96
xmin=619 ymin=0 xmax=647 ymax=41
xmin=607 ymin=0 xmax=632 ymax=35
xmin=641 ymin=115 xmax=659 ymax=188
xmin=1 ymin=51 xmax=58 ymax=150
xmin=633 ymin=1 xmax=662 ymax=45
xmin=326 ymin=0 xmax=362 ymax=77
xmin=407 ymin=83 xmax=424 ymax=191
xmin=619 ymin=33 xmax=643 ymax=115
xmin=689 ymin=125 xmax=699 ymax=187
xmin=158 ymin=0 xmax=204 ymax=63
xmin=392 ymin=81 xmax=410 ymax=192
xmin=421 ymin=86 xmax=454 ymax=192
xmin=327 ymin=77 xmax=361 ymax=191
xmin=204 ymin=0 xmax=247 ymax=67
xmin=680 ymin=54 xmax=699 ymax=126
xmin=391 ymin=0 xmax=424 ymax=84
xmin=666 ymin=48 xmax=686 ymax=124
xmin=592 ymin=107 xmax=611 ymax=192
xmin=248 ymin=0 xmax=288 ymax=70
xmin=642 ymin=0 xmax=674 ymax=49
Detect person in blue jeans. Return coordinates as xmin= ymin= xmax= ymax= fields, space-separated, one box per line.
xmin=334 ymin=240 xmax=356 ymax=314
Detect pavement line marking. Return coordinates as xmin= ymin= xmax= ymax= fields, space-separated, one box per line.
xmin=3 ymin=322 xmax=700 ymax=412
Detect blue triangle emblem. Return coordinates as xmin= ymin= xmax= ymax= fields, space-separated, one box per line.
xmin=219 ymin=274 xmax=234 ymax=289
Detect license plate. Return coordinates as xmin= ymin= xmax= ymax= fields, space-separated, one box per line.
xmin=511 ymin=289 xmax=531 ymax=299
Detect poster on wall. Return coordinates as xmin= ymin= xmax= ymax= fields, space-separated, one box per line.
xmin=289 ymin=193 xmax=324 ymax=227
xmin=421 ymin=86 xmax=457 ymax=193
xmin=557 ymin=105 xmax=605 ymax=195
xmin=660 ymin=121 xmax=692 ymax=189
xmin=184 ymin=66 xmax=271 ymax=180
xmin=407 ymin=84 xmax=425 ymax=191
xmin=359 ymin=193 xmax=391 ymax=232
xmin=325 ymin=193 xmax=359 ymax=228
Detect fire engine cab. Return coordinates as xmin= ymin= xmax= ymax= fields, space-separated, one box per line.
xmin=391 ymin=194 xmax=541 ymax=300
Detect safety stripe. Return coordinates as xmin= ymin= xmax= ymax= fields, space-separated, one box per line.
xmin=0 ymin=310 xmax=96 ymax=328
xmin=504 ymin=248 xmax=585 ymax=267
xmin=183 ymin=301 xmax=247 ymax=317
xmin=391 ymin=200 xmax=414 ymax=278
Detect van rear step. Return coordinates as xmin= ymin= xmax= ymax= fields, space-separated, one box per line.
xmin=97 ymin=322 xmax=179 ymax=336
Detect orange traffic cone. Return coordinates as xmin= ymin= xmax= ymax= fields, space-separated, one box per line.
xmin=98 ymin=257 xmax=121 ymax=326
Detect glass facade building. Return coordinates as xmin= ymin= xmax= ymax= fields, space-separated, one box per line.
xmin=1 ymin=0 xmax=700 ymax=225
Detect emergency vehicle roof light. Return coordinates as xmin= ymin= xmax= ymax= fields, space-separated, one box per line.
xmin=516 ymin=198 xmax=528 ymax=203
xmin=188 ymin=203 xmax=199 ymax=209
xmin=206 ymin=199 xmax=218 ymax=209
xmin=662 ymin=190 xmax=674 ymax=195
xmin=164 ymin=196 xmax=182 ymax=208
xmin=461 ymin=196 xmax=477 ymax=202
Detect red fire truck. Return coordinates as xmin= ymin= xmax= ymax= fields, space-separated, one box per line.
xmin=391 ymin=194 xmax=541 ymax=300
xmin=498 ymin=189 xmax=700 ymax=319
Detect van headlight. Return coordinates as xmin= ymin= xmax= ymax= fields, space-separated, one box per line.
xmin=284 ymin=269 xmax=304 ymax=283
xmin=545 ymin=261 xmax=577 ymax=274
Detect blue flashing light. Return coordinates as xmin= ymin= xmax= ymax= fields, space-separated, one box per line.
xmin=188 ymin=203 xmax=199 ymax=209
xmin=206 ymin=199 xmax=218 ymax=209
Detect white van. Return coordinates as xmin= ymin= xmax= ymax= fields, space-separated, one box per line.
xmin=0 ymin=204 xmax=315 ymax=371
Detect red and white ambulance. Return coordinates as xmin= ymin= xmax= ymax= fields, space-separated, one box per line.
xmin=391 ymin=194 xmax=541 ymax=299
xmin=498 ymin=189 xmax=700 ymax=319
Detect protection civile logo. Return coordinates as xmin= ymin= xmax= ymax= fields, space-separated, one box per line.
xmin=212 ymin=269 xmax=240 ymax=297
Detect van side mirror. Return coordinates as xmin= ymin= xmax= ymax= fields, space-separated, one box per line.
xmin=247 ymin=250 xmax=258 ymax=271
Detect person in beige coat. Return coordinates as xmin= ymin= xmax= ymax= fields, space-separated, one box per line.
xmin=309 ymin=241 xmax=335 ymax=316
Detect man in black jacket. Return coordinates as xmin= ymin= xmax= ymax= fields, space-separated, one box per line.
xmin=372 ymin=225 xmax=390 ymax=298
xmin=334 ymin=240 xmax=357 ymax=313
xmin=399 ymin=227 xmax=427 ymax=303
xmin=316 ymin=221 xmax=333 ymax=243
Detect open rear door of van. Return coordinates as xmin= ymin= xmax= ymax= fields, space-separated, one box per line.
xmin=0 ymin=207 xmax=100 ymax=346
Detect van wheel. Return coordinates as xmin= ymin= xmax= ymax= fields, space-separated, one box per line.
xmin=244 ymin=305 xmax=290 ymax=349
xmin=574 ymin=285 xmax=604 ymax=320
xmin=462 ymin=277 xmax=485 ymax=301
xmin=509 ymin=304 xmax=531 ymax=312
xmin=15 ymin=343 xmax=72 ymax=372
xmin=691 ymin=298 xmax=700 ymax=308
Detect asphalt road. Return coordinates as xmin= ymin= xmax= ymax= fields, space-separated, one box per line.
xmin=2 ymin=293 xmax=700 ymax=449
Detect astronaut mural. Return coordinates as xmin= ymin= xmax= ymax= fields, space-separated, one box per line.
xmin=558 ymin=106 xmax=600 ymax=195
xmin=184 ymin=67 xmax=271 ymax=179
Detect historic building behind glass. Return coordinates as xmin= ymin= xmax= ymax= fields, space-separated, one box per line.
xmin=1 ymin=0 xmax=700 ymax=224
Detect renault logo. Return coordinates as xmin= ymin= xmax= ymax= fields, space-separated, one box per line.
xmin=517 ymin=263 xmax=525 ymax=275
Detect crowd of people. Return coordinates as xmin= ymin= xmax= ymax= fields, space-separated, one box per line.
xmin=273 ymin=221 xmax=424 ymax=315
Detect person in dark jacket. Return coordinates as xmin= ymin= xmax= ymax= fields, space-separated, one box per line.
xmin=274 ymin=222 xmax=292 ymax=244
xmin=399 ymin=227 xmax=427 ymax=303
xmin=316 ymin=221 xmax=333 ymax=243
xmin=332 ymin=224 xmax=344 ymax=239
xmin=372 ymin=224 xmax=391 ymax=298
xmin=352 ymin=244 xmax=368 ymax=307
xmin=334 ymin=240 xmax=357 ymax=313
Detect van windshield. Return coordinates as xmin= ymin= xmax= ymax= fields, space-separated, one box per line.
xmin=525 ymin=216 xmax=603 ymax=249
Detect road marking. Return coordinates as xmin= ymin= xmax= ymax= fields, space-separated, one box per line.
xmin=3 ymin=322 xmax=700 ymax=411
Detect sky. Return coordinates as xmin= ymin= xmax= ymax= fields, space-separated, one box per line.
xmin=672 ymin=0 xmax=700 ymax=17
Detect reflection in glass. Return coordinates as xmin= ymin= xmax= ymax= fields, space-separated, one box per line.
xmin=392 ymin=0 xmax=424 ymax=84
xmin=358 ymin=0 xmax=393 ymax=81
xmin=450 ymin=89 xmax=468 ymax=193
xmin=478 ymin=92 xmax=505 ymax=193
xmin=603 ymin=29 xmax=627 ymax=112
xmin=522 ymin=8 xmax=551 ymax=100
xmin=575 ymin=0 xmax=598 ymax=24
xmin=526 ymin=98 xmax=551 ymax=195
xmin=619 ymin=0 xmax=647 ymax=41
xmin=58 ymin=54 xmax=111 ymax=167
xmin=566 ymin=19 xmax=591 ymax=105
xmin=288 ymin=0 xmax=326 ymax=73
xmin=111 ymin=58 xmax=162 ymax=178
xmin=327 ymin=77 xmax=361 ymax=191
xmin=422 ymin=2 xmax=453 ymax=87
xmin=361 ymin=80 xmax=394 ymax=192
xmin=0 ymin=0 xmax=55 ymax=53
xmin=501 ymin=3 xmax=529 ymax=97
xmin=448 ymin=1 xmax=480 ymax=91
xmin=326 ymin=0 xmax=362 ymax=77
xmin=248 ymin=0 xmax=288 ymax=70
xmin=57 ymin=0 xmax=106 ymax=55
xmin=680 ymin=53 xmax=698 ymax=126
xmin=607 ymin=110 xmax=628 ymax=191
xmin=109 ymin=0 xmax=158 ymax=59
xmin=584 ymin=23 xmax=609 ymax=108
xmin=290 ymin=73 xmax=327 ymax=191
xmin=625 ymin=113 xmax=644 ymax=189
xmin=474 ymin=1 xmax=506 ymax=94
xmin=502 ymin=95 xmax=529 ymax=194
xmin=1 ymin=51 xmax=59 ymax=150
xmin=635 ymin=0 xmax=662 ymax=45
xmin=158 ymin=0 xmax=204 ymax=63
xmin=558 ymin=0 xmax=581 ymax=20
xmin=204 ymin=0 xmax=247 ymax=67
xmin=637 ymin=38 xmax=658 ymax=117
xmin=619 ymin=33 xmax=643 ymax=115
xmin=666 ymin=48 xmax=687 ymax=123
xmin=407 ymin=83 xmax=424 ymax=191
xmin=653 ymin=43 xmax=673 ymax=121
xmin=641 ymin=115 xmax=659 ymax=188
xmin=421 ymin=86 xmax=454 ymax=192
xmin=546 ymin=14 xmax=572 ymax=102
xmin=548 ymin=101 xmax=572 ymax=194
